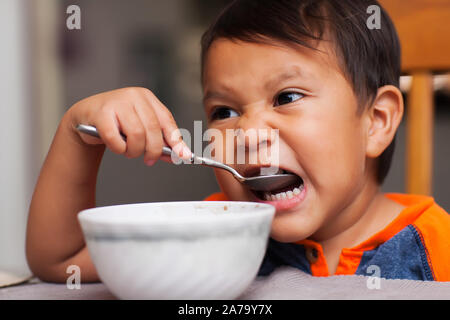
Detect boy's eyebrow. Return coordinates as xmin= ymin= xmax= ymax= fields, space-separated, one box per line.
xmin=203 ymin=67 xmax=309 ymax=103
xmin=264 ymin=67 xmax=306 ymax=90
xmin=203 ymin=89 xmax=230 ymax=103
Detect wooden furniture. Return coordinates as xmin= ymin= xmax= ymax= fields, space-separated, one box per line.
xmin=379 ymin=0 xmax=450 ymax=195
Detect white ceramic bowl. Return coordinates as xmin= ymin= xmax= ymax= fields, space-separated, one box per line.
xmin=78 ymin=201 xmax=275 ymax=300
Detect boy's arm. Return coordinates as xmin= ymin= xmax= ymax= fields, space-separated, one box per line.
xmin=26 ymin=87 xmax=191 ymax=283
xmin=26 ymin=111 xmax=104 ymax=282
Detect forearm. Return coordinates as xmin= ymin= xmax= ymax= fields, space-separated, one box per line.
xmin=26 ymin=111 xmax=104 ymax=282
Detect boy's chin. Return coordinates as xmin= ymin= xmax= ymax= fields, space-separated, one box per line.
xmin=268 ymin=204 xmax=319 ymax=243
xmin=270 ymin=219 xmax=316 ymax=243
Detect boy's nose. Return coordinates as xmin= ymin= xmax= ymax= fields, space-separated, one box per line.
xmin=235 ymin=108 xmax=278 ymax=152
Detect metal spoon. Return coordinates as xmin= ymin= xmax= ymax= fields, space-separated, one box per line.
xmin=76 ymin=124 xmax=301 ymax=192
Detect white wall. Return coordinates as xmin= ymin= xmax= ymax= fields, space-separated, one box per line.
xmin=0 ymin=0 xmax=32 ymax=275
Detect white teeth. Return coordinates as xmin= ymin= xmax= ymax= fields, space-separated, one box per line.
xmin=262 ymin=182 xmax=304 ymax=201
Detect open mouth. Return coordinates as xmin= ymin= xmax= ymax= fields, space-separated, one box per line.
xmin=250 ymin=169 xmax=304 ymax=202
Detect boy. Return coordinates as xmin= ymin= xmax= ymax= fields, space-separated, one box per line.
xmin=27 ymin=0 xmax=450 ymax=283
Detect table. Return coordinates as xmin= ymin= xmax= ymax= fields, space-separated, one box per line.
xmin=1 ymin=267 xmax=450 ymax=300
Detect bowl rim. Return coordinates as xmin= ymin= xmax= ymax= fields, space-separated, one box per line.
xmin=78 ymin=201 xmax=275 ymax=227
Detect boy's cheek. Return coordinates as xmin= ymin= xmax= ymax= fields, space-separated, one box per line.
xmin=214 ymin=170 xmax=247 ymax=200
xmin=297 ymin=122 xmax=364 ymax=184
xmin=207 ymin=135 xmax=234 ymax=164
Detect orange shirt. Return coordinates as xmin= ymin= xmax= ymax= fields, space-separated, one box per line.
xmin=205 ymin=192 xmax=450 ymax=281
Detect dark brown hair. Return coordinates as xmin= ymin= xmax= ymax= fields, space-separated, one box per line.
xmin=200 ymin=0 xmax=401 ymax=184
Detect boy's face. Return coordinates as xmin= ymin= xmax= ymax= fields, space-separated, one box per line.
xmin=202 ymin=38 xmax=374 ymax=242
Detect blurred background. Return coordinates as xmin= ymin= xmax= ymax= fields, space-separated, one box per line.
xmin=0 ymin=0 xmax=448 ymax=276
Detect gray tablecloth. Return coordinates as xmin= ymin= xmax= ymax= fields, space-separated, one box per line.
xmin=1 ymin=267 xmax=450 ymax=300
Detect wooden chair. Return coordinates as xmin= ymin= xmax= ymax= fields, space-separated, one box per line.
xmin=379 ymin=0 xmax=450 ymax=195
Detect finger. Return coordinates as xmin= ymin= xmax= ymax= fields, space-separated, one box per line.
xmin=159 ymin=154 xmax=175 ymax=164
xmin=115 ymin=105 xmax=146 ymax=159
xmin=132 ymin=100 xmax=165 ymax=165
xmin=140 ymin=90 xmax=192 ymax=160
xmin=95 ymin=106 xmax=127 ymax=154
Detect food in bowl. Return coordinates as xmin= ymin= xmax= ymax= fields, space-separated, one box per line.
xmin=78 ymin=201 xmax=275 ymax=299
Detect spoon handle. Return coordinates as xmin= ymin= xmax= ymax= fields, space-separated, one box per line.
xmin=76 ymin=124 xmax=173 ymax=157
xmin=191 ymin=154 xmax=243 ymax=180
xmin=76 ymin=124 xmax=244 ymax=180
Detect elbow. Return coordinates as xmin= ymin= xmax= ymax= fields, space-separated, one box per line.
xmin=26 ymin=238 xmax=67 ymax=283
xmin=26 ymin=238 xmax=99 ymax=283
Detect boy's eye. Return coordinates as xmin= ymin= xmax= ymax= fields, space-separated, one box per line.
xmin=210 ymin=107 xmax=239 ymax=120
xmin=275 ymin=92 xmax=304 ymax=106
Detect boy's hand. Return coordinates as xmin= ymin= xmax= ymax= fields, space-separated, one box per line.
xmin=67 ymin=87 xmax=191 ymax=165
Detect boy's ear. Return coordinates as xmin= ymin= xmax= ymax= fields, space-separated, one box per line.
xmin=365 ymin=85 xmax=404 ymax=158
